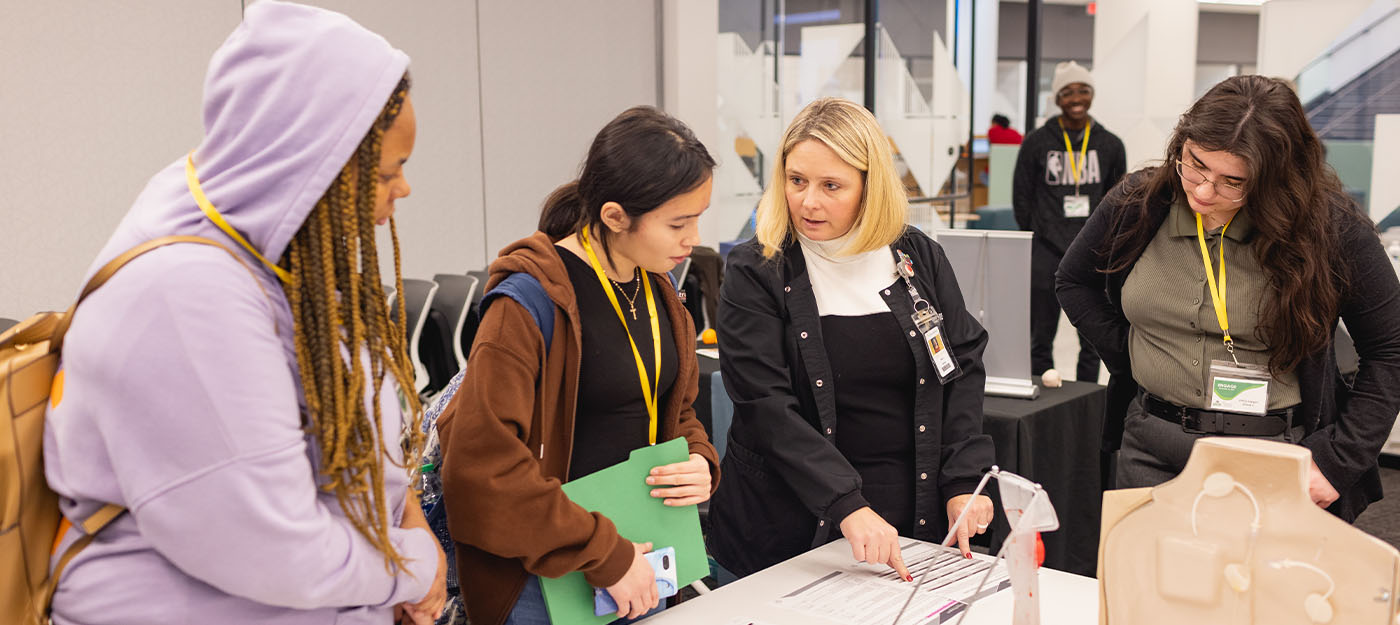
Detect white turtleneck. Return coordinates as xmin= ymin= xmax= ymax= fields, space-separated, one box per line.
xmin=796 ymin=231 xmax=899 ymax=316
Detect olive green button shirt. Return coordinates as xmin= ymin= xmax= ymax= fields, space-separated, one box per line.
xmin=1121 ymin=199 xmax=1301 ymax=409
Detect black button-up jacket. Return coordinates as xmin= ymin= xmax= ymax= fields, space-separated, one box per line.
xmin=708 ymin=227 xmax=995 ymax=577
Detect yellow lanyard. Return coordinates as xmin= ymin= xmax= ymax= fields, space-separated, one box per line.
xmin=579 ymin=228 xmax=661 ymax=445
xmin=185 ymin=153 xmax=292 ymax=284
xmin=1059 ymin=121 xmax=1092 ymax=188
xmin=1195 ymin=212 xmax=1238 ymax=362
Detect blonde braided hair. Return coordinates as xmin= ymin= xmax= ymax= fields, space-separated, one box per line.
xmin=283 ymin=75 xmax=422 ymax=572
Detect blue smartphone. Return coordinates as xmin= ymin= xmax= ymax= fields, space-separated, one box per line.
xmin=593 ymin=546 xmax=678 ymax=616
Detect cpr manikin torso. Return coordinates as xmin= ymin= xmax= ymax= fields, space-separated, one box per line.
xmin=1100 ymin=437 xmax=1400 ymax=624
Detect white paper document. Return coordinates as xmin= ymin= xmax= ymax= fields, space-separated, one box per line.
xmin=772 ymin=541 xmax=1010 ymax=625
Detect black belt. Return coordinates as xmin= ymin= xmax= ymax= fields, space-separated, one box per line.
xmin=1141 ymin=392 xmax=1292 ymax=437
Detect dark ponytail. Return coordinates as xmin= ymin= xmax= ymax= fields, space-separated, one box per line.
xmin=538 ymin=181 xmax=585 ymax=240
xmin=537 ymin=106 xmax=715 ymax=259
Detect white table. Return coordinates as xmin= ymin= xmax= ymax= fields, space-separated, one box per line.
xmin=647 ymin=539 xmax=1098 ymax=625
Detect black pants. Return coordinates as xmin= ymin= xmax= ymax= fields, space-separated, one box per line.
xmin=1031 ymin=239 xmax=1100 ymax=380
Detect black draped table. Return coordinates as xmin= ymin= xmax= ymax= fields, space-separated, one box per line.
xmin=982 ymin=381 xmax=1106 ymax=576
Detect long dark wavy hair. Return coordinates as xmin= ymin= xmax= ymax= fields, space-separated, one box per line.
xmin=1102 ymin=75 xmax=1371 ymax=374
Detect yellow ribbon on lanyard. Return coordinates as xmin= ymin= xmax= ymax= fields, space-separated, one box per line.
xmin=1195 ymin=212 xmax=1239 ymax=365
xmin=185 ymin=153 xmax=292 ymax=284
xmin=579 ymin=227 xmax=661 ymax=445
xmin=1060 ymin=121 xmax=1092 ymax=189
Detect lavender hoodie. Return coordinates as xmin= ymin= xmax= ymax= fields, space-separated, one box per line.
xmin=43 ymin=3 xmax=435 ymax=623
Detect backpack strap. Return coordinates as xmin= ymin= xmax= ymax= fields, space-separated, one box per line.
xmin=45 ymin=503 xmax=124 ymax=606
xmin=421 ymin=272 xmax=557 ymax=433
xmin=51 ymin=235 xmax=268 ymax=351
xmin=481 ymin=273 xmax=556 ymax=349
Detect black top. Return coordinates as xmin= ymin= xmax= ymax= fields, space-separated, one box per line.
xmin=1012 ymin=116 xmax=1128 ymax=255
xmin=707 ymin=227 xmax=995 ymax=577
xmin=558 ymin=247 xmax=679 ymax=480
xmin=822 ymin=311 xmax=917 ymax=534
xmin=1055 ymin=170 xmax=1400 ymax=522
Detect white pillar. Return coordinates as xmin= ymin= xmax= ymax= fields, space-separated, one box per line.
xmin=973 ymin=0 xmax=1000 ymax=136
xmin=953 ymin=0 xmax=974 ymax=91
xmin=661 ymin=0 xmax=718 ymax=153
xmin=660 ymin=0 xmax=727 ymax=247
xmin=1371 ymin=115 xmax=1400 ymax=222
xmin=1090 ymin=0 xmax=1200 ymax=169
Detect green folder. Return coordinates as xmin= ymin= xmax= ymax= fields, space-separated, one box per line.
xmin=539 ymin=437 xmax=706 ymax=625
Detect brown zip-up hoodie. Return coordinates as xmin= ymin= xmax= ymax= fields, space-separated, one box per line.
xmin=436 ymin=232 xmax=720 ymax=625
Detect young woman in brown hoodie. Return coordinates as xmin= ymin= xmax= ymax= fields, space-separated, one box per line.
xmin=436 ymin=107 xmax=721 ymax=625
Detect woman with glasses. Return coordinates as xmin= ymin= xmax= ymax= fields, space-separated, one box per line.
xmin=1056 ymin=75 xmax=1400 ymax=522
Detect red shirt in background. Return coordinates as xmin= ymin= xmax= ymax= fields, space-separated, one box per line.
xmin=988 ymin=125 xmax=1023 ymax=145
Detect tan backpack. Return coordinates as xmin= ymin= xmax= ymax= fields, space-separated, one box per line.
xmin=1 ymin=235 xmax=250 ymax=624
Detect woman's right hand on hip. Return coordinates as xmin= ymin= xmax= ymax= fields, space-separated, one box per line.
xmin=604 ymin=541 xmax=660 ymax=619
xmin=839 ymin=507 xmax=911 ymax=581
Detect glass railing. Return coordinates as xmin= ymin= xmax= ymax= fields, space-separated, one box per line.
xmin=1295 ymin=5 xmax=1400 ymax=105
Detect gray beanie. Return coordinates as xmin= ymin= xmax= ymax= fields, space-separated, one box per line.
xmin=1051 ymin=61 xmax=1094 ymax=95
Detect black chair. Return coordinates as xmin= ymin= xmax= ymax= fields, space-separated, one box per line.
xmin=458 ymin=270 xmax=491 ymax=360
xmin=388 ymin=278 xmax=439 ymax=396
xmin=466 ymin=270 xmax=490 ymax=309
xmin=0 ymin=318 xmax=19 ymax=334
xmin=430 ymin=273 xmax=481 ymax=381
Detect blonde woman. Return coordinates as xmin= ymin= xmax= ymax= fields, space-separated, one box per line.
xmin=708 ymin=98 xmax=995 ymax=579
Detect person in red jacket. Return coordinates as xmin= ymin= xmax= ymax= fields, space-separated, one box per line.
xmin=988 ymin=114 xmax=1023 ymax=145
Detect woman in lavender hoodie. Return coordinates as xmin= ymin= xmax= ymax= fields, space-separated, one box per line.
xmin=43 ymin=2 xmax=445 ymax=623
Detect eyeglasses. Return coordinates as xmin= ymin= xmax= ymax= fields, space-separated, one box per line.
xmin=1057 ymin=85 xmax=1093 ymax=99
xmin=1176 ymin=160 xmax=1246 ymax=202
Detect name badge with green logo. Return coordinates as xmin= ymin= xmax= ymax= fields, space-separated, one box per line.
xmin=1063 ymin=194 xmax=1090 ymax=218
xmin=1208 ymin=360 xmax=1270 ymax=415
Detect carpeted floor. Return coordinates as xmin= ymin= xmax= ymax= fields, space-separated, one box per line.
xmin=1354 ymin=466 xmax=1400 ymax=549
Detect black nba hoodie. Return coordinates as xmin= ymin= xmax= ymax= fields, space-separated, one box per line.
xmin=1011 ymin=115 xmax=1128 ymax=256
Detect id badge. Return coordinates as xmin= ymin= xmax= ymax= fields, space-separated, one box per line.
xmin=1208 ymin=360 xmax=1271 ymax=415
xmin=1063 ymin=194 xmax=1090 ymax=218
xmin=914 ymin=310 xmax=958 ymax=382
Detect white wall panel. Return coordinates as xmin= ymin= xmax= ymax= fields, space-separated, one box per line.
xmin=2 ymin=1 xmax=665 ymax=319
xmin=1371 ymin=115 xmax=1400 ymax=222
xmin=477 ymin=0 xmax=658 ymax=260
xmin=1 ymin=2 xmax=236 ymax=320
xmin=1091 ymin=0 xmax=1199 ymax=170
xmin=308 ymin=0 xmax=488 ymax=277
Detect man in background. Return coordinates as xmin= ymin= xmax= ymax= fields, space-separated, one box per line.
xmin=1013 ymin=60 xmax=1127 ymax=384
